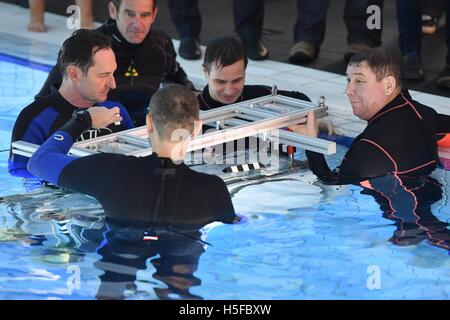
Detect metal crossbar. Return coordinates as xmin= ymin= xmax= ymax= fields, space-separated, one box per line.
xmin=11 ymin=93 xmax=336 ymax=158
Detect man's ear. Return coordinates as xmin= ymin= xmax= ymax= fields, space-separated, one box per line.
xmin=384 ymin=76 xmax=397 ymax=96
xmin=108 ymin=1 xmax=118 ymax=20
xmin=146 ymin=114 xmax=154 ymax=135
xmin=66 ymin=65 xmax=81 ymax=82
xmin=193 ymin=119 xmax=203 ymax=137
xmin=202 ymin=66 xmax=209 ymax=80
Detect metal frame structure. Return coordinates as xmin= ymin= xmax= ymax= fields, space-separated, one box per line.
xmin=11 ymin=93 xmax=336 ymax=159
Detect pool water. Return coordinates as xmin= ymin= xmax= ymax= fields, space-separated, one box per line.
xmin=0 ymin=54 xmax=449 ymax=300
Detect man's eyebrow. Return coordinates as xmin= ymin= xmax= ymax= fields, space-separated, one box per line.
xmin=123 ymin=9 xmax=152 ymax=14
xmin=346 ymin=72 xmax=366 ymax=76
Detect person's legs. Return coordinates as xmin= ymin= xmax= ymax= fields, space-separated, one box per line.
xmin=446 ymin=0 xmax=450 ymax=64
xmin=168 ymin=0 xmax=202 ymax=59
xmin=421 ymin=0 xmax=445 ymax=35
xmin=343 ymin=0 xmax=383 ymax=62
xmin=168 ymin=0 xmax=202 ymax=39
xmin=75 ymin=0 xmax=95 ymax=29
xmin=344 ymin=0 xmax=383 ymax=46
xmin=289 ymin=0 xmax=330 ymax=64
xmin=28 ymin=0 xmax=46 ymax=32
xmin=293 ymin=0 xmax=329 ymax=47
xmin=436 ymin=0 xmax=450 ymax=89
xmin=233 ymin=0 xmax=267 ymax=60
xmin=396 ymin=0 xmax=424 ymax=80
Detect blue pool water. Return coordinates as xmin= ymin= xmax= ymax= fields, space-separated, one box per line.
xmin=0 ymin=54 xmax=449 ymax=300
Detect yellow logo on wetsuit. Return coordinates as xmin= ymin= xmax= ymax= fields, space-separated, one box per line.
xmin=125 ymin=66 xmax=139 ymax=77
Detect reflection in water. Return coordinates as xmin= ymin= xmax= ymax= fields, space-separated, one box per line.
xmin=0 ymin=188 xmax=207 ymax=300
xmin=94 ymin=223 xmax=206 ymax=300
xmin=361 ymin=175 xmax=450 ymax=252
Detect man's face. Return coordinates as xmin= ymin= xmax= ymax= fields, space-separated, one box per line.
xmin=345 ymin=62 xmax=389 ymax=121
xmin=204 ymin=59 xmax=246 ymax=105
xmin=110 ymin=0 xmax=157 ymax=44
xmin=78 ymin=48 xmax=117 ymax=104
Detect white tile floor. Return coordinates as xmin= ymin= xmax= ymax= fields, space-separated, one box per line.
xmin=0 ymin=1 xmax=449 ymax=139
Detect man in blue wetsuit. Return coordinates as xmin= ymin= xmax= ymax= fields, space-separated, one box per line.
xmin=37 ymin=0 xmax=194 ymax=126
xmin=9 ymin=29 xmax=133 ymax=178
xmin=290 ymin=47 xmax=450 ymax=184
xmin=28 ymin=84 xmax=237 ymax=227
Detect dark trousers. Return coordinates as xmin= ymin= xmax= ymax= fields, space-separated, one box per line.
xmin=294 ymin=0 xmax=383 ymax=48
xmin=168 ymin=0 xmax=202 ymax=38
xmin=168 ymin=0 xmax=264 ymax=43
xmin=396 ymin=0 xmax=450 ymax=62
xmin=422 ymin=0 xmax=446 ymax=18
xmin=233 ymin=0 xmax=265 ymax=43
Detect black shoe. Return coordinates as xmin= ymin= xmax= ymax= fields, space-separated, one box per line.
xmin=422 ymin=14 xmax=439 ymax=35
xmin=243 ymin=40 xmax=269 ymax=61
xmin=437 ymin=65 xmax=450 ymax=89
xmin=401 ymin=56 xmax=425 ymax=80
xmin=288 ymin=41 xmax=317 ymax=64
xmin=178 ymin=37 xmax=201 ymax=60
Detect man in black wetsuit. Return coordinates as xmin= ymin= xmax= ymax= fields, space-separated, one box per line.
xmin=198 ymin=37 xmax=311 ymax=111
xmin=28 ymin=84 xmax=237 ymax=227
xmin=9 ymin=29 xmax=133 ymax=178
xmin=38 ymin=0 xmax=194 ymax=126
xmin=289 ymin=47 xmax=450 ymax=184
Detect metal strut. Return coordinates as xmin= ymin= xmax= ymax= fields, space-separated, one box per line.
xmin=11 ymin=93 xmax=336 ymax=158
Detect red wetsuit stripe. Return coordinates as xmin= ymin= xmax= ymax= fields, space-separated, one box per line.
xmin=401 ymin=93 xmax=422 ymax=120
xmin=360 ymin=138 xmax=398 ymax=172
xmin=396 ymin=160 xmax=436 ymax=175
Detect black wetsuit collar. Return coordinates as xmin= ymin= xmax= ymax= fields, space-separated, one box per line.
xmin=368 ymin=89 xmax=413 ymax=124
xmin=150 ymin=153 xmax=187 ymax=170
xmin=46 ymin=91 xmax=79 ymax=113
xmin=199 ymin=85 xmax=244 ymax=110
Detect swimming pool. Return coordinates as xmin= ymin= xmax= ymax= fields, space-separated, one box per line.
xmin=0 ymin=54 xmax=449 ymax=300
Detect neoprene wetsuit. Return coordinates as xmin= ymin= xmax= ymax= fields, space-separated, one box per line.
xmin=37 ymin=20 xmax=194 ymax=126
xmin=306 ymin=89 xmax=450 ymax=184
xmin=9 ymin=91 xmax=133 ymax=177
xmin=198 ymin=84 xmax=311 ymax=110
xmin=27 ymin=115 xmax=237 ymax=227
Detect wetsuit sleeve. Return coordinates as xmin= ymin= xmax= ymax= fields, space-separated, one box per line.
xmin=212 ymin=177 xmax=237 ymax=224
xmin=305 ymin=139 xmax=395 ymax=184
xmin=8 ymin=105 xmax=61 ymax=177
xmin=36 ymin=64 xmax=63 ymax=98
xmin=27 ymin=115 xmax=91 ymax=185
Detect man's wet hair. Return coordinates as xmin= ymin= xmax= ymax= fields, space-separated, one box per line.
xmin=148 ymin=85 xmax=199 ymax=140
xmin=203 ymin=37 xmax=248 ymax=73
xmin=59 ymin=29 xmax=111 ymax=78
xmin=110 ymin=0 xmax=158 ymax=11
xmin=348 ymin=47 xmax=403 ymax=89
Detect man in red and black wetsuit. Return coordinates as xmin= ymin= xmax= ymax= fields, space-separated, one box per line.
xmin=290 ymin=47 xmax=450 ymax=184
